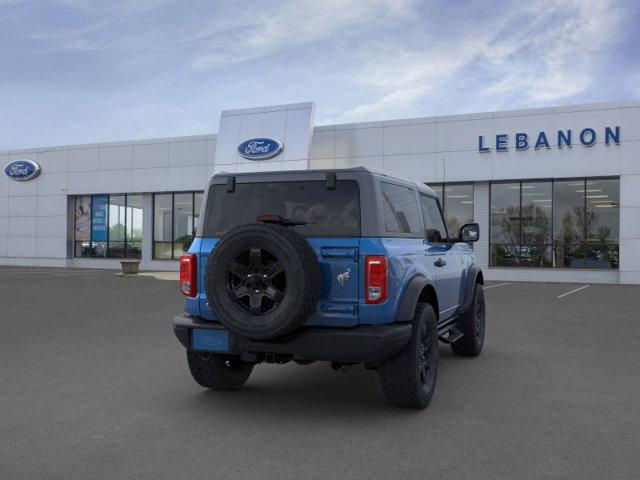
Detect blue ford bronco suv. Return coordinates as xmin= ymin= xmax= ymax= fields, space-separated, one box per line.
xmin=173 ymin=167 xmax=485 ymax=408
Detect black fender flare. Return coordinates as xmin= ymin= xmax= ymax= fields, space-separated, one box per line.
xmin=460 ymin=265 xmax=483 ymax=314
xmin=396 ymin=275 xmax=435 ymax=322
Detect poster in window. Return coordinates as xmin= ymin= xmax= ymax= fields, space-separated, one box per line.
xmin=92 ymin=195 xmax=108 ymax=242
xmin=75 ymin=196 xmax=91 ymax=241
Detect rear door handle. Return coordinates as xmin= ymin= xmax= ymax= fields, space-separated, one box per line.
xmin=434 ymin=258 xmax=447 ymax=267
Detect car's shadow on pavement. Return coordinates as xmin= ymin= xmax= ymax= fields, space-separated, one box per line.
xmin=176 ymin=346 xmax=479 ymax=419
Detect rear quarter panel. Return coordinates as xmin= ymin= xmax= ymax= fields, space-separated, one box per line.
xmin=358 ymin=237 xmax=435 ymax=325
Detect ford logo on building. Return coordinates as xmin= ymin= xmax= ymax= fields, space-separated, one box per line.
xmin=4 ymin=159 xmax=41 ymax=181
xmin=237 ymin=137 xmax=283 ymax=160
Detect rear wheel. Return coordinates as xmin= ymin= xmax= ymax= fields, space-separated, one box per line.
xmin=379 ymin=303 xmax=439 ymax=408
xmin=187 ymin=350 xmax=253 ymax=390
xmin=451 ymin=283 xmax=485 ymax=356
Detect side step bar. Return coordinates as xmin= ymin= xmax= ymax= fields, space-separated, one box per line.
xmin=439 ymin=326 xmax=463 ymax=344
xmin=437 ymin=316 xmax=463 ymax=344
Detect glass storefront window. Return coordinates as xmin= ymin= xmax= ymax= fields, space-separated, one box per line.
xmin=586 ymin=178 xmax=619 ymax=269
xmin=553 ymin=180 xmax=585 ymax=245
xmin=429 ymin=183 xmax=474 ymax=237
xmin=586 ymin=179 xmax=619 ymax=242
xmin=91 ymin=194 xmax=108 ymax=257
xmin=443 ymin=184 xmax=474 ymax=236
xmin=173 ymin=193 xmax=194 ymax=257
xmin=152 ymin=191 xmax=204 ymax=259
xmin=490 ymin=182 xmax=520 ymax=267
xmin=520 ymin=181 xmax=552 ymax=267
xmin=126 ymin=195 xmax=143 ymax=259
xmin=491 ymin=178 xmax=619 ymax=269
xmin=553 ymin=180 xmax=586 ymax=267
xmin=108 ymin=195 xmax=126 ymax=258
xmin=73 ymin=193 xmax=143 ymax=259
xmin=153 ymin=194 xmax=172 ymax=259
xmin=74 ymin=196 xmax=92 ymax=257
xmin=194 ymin=192 xmax=203 ymax=232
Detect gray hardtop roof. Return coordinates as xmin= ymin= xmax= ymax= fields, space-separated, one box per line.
xmin=210 ymin=166 xmax=436 ymax=196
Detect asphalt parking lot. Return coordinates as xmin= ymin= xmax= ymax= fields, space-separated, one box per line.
xmin=1 ymin=268 xmax=639 ymax=480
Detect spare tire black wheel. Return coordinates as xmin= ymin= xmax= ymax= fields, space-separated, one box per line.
xmin=205 ymin=223 xmax=322 ymax=340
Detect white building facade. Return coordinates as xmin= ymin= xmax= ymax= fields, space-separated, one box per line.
xmin=1 ymin=100 xmax=639 ymax=284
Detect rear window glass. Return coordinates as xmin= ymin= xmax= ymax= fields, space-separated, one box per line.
xmin=203 ymin=180 xmax=360 ymax=237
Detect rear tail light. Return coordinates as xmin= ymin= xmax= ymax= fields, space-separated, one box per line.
xmin=179 ymin=254 xmax=197 ymax=297
xmin=365 ymin=255 xmax=387 ymax=304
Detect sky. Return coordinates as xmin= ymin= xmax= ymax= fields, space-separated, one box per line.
xmin=1 ymin=0 xmax=639 ymax=150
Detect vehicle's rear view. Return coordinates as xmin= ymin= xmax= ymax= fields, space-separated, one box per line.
xmin=192 ymin=174 xmax=362 ymax=329
xmin=173 ymin=168 xmax=485 ymax=408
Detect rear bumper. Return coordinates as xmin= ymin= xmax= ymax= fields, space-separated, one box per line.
xmin=173 ymin=314 xmax=412 ymax=364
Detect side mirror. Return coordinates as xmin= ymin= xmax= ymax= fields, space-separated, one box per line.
xmin=459 ymin=223 xmax=480 ymax=243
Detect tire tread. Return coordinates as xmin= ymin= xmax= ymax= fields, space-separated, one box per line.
xmin=379 ymin=303 xmax=438 ymax=408
xmin=451 ymin=283 xmax=484 ymax=356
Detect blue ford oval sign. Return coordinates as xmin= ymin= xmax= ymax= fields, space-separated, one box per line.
xmin=237 ymin=138 xmax=283 ymax=160
xmin=4 ymin=159 xmax=41 ymax=181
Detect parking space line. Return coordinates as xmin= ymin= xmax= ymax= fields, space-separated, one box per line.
xmin=557 ymin=284 xmax=590 ymax=298
xmin=484 ymin=282 xmax=511 ymax=290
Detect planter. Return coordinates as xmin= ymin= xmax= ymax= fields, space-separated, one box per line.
xmin=119 ymin=259 xmax=141 ymax=274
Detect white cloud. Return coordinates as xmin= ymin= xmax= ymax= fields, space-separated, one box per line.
xmin=190 ymin=0 xmax=416 ymax=69
xmin=52 ymin=0 xmax=171 ymax=13
xmin=481 ymin=0 xmax=621 ymax=105
xmin=21 ymin=0 xmax=418 ymax=66
xmin=340 ymin=85 xmax=429 ymax=121
xmin=337 ymin=36 xmax=493 ymax=121
xmin=0 ymin=0 xmax=634 ymax=149
xmin=335 ymin=0 xmax=625 ymax=122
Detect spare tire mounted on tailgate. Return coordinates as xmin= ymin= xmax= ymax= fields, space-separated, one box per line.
xmin=205 ymin=223 xmax=321 ymax=340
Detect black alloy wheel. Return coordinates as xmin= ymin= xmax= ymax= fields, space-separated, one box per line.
xmin=451 ymin=283 xmax=485 ymax=356
xmin=227 ymin=247 xmax=286 ymax=316
xmin=418 ymin=326 xmax=433 ymax=386
xmin=379 ymin=303 xmax=439 ymax=408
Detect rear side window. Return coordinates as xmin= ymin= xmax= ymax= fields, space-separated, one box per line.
xmin=203 ymin=180 xmax=360 ymax=237
xmin=420 ymin=194 xmax=448 ymax=243
xmin=380 ymin=182 xmax=421 ymax=234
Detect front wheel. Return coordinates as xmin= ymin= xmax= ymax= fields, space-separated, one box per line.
xmin=379 ymin=303 xmax=439 ymax=408
xmin=187 ymin=350 xmax=253 ymax=390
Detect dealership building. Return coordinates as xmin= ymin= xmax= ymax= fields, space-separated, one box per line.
xmin=1 ymin=100 xmax=639 ymax=284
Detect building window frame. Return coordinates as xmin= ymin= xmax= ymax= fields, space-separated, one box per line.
xmin=152 ymin=191 xmax=204 ymax=260
xmin=73 ymin=193 xmax=143 ymax=259
xmin=489 ymin=176 xmax=620 ymax=269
